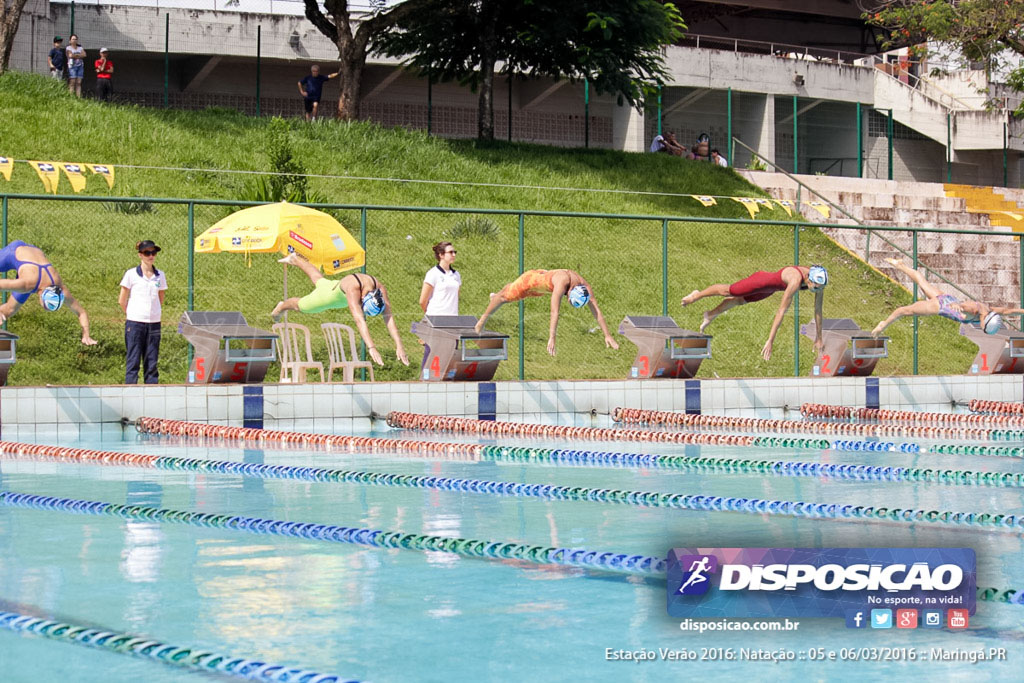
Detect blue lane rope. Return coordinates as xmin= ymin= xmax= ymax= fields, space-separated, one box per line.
xmin=0 ymin=609 xmax=352 ymax=682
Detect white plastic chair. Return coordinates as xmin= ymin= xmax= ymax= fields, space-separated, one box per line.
xmin=321 ymin=322 xmax=375 ymax=382
xmin=272 ymin=322 xmax=325 ymax=383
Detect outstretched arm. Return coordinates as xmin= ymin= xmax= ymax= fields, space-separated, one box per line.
xmin=64 ymin=291 xmax=97 ymax=345
xmin=813 ymin=289 xmax=824 ymax=356
xmin=762 ymin=284 xmax=800 ymax=361
xmin=344 ymin=288 xmax=384 ymax=366
xmin=380 ymin=288 xmax=409 ymax=366
xmin=586 ymin=298 xmax=618 ymax=350
xmin=990 ymin=306 xmax=1024 ymax=315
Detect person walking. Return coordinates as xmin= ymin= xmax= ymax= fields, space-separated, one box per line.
xmin=47 ymin=36 xmax=66 ymax=80
xmin=65 ymin=34 xmax=86 ymax=97
xmin=119 ymin=240 xmax=167 ymax=384
xmin=94 ymin=48 xmax=114 ymax=101
xmin=297 ymin=64 xmax=339 ymax=121
xmin=419 ymin=241 xmax=461 ymax=315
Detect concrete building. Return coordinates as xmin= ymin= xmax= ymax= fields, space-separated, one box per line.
xmin=8 ymin=0 xmax=1023 ymax=184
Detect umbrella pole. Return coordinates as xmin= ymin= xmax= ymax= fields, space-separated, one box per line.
xmin=282 ymin=261 xmax=288 ymax=324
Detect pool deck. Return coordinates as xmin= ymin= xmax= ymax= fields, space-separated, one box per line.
xmin=1 ymin=374 xmax=1020 ymax=433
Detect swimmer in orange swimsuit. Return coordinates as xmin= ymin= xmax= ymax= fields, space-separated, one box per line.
xmin=681 ymin=265 xmax=828 ymax=361
xmin=474 ymin=269 xmax=619 ymax=356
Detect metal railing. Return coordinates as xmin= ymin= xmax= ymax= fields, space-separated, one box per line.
xmin=676 ymin=33 xmax=873 ymax=65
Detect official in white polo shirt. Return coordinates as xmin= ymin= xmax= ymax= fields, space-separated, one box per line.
xmin=119 ymin=240 xmax=167 ymax=384
xmin=419 ymin=241 xmax=461 ymax=315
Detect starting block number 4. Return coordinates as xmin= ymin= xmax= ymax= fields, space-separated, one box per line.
xmin=428 ymin=355 xmax=477 ymax=379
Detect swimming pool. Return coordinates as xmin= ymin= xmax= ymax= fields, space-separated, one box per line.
xmin=0 ymin=408 xmax=1021 ymax=681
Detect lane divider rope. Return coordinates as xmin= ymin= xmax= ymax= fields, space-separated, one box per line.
xmin=970 ymin=399 xmax=1024 ymax=416
xmin=801 ymin=403 xmax=1024 ymax=427
xmin=1 ymin=493 xmax=1020 ymax=606
xmin=0 ymin=609 xmax=351 ymax=682
xmin=610 ymin=407 xmax=1023 ymax=442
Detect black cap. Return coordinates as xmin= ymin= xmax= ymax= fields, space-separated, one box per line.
xmin=54 ymin=36 xmax=63 ymax=42
xmin=137 ymin=240 xmax=161 ymax=253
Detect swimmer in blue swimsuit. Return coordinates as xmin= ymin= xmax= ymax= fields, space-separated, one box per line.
xmin=0 ymin=240 xmax=96 ymax=345
xmin=872 ymin=258 xmax=1024 ymax=337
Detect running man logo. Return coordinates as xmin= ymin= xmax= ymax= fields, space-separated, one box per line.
xmin=676 ymin=554 xmax=717 ymax=595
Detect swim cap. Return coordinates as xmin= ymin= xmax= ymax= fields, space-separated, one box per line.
xmin=40 ymin=285 xmax=64 ymax=312
xmin=807 ymin=265 xmax=829 ymax=287
xmin=361 ymin=289 xmax=385 ymax=317
xmin=983 ymin=311 xmax=1003 ymax=335
xmin=568 ymin=285 xmax=590 ymax=308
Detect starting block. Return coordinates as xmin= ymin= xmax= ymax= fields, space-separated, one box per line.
xmin=411 ymin=315 xmax=508 ymax=381
xmin=801 ymin=318 xmax=888 ymax=377
xmin=0 ymin=330 xmax=18 ymax=386
xmin=618 ymin=316 xmax=711 ymax=379
xmin=178 ymin=311 xmax=277 ymax=384
xmin=960 ymin=323 xmax=1024 ymax=375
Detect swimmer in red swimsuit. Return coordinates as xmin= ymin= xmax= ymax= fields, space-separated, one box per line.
xmin=474 ymin=269 xmax=619 ymax=356
xmin=871 ymin=258 xmax=1023 ymax=336
xmin=681 ymin=265 xmax=828 ymax=361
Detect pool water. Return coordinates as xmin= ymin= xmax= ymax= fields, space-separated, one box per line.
xmin=0 ymin=421 xmax=1022 ymax=681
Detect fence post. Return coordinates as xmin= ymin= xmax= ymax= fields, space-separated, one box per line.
xmin=1020 ymin=233 xmax=1023 ymax=311
xmin=946 ymin=113 xmax=952 ymax=182
xmin=793 ymin=222 xmax=800 ymax=377
xmin=584 ymin=79 xmax=590 ymax=148
xmin=657 ymin=85 xmax=662 ymax=136
xmin=856 ymin=102 xmax=863 ymax=178
xmin=426 ymin=69 xmax=432 ymax=136
xmin=359 ymin=208 xmax=367 ymax=374
xmin=887 ymin=109 xmax=894 ymax=180
xmin=70 ymin=1 xmax=75 ymax=36
xmin=160 ymin=14 xmax=170 ymax=109
xmin=1004 ymin=122 xmax=1008 ymax=188
xmin=255 ymin=25 xmax=262 ymax=117
xmin=661 ymin=219 xmax=669 ymax=316
xmin=792 ymin=95 xmax=798 ymax=174
xmin=726 ymin=88 xmax=732 ymax=163
xmin=187 ymin=202 xmax=194 ymax=367
xmin=518 ymin=213 xmax=525 ymax=380
xmin=507 ymin=74 xmax=512 ymax=141
xmin=1 ymin=196 xmax=6 ymax=320
xmin=912 ymin=231 xmax=919 ymax=375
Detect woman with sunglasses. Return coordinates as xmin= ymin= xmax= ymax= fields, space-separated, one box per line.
xmin=419 ymin=241 xmax=461 ymax=316
xmin=119 ymin=240 xmax=167 ymax=383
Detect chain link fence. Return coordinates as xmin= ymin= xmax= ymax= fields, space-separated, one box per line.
xmin=1 ymin=193 xmax=1020 ymax=384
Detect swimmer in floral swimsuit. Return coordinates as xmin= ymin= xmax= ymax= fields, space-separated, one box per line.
xmin=872 ymin=259 xmax=1023 ymax=336
xmin=681 ymin=264 xmax=828 ymax=361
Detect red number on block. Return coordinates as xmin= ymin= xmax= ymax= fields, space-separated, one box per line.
xmin=430 ymin=356 xmax=441 ymax=378
xmin=230 ymin=362 xmax=247 ymax=382
xmin=981 ymin=353 xmax=990 ymax=372
xmin=465 ymin=362 xmax=478 ymax=378
xmin=1009 ymin=358 xmax=1018 ymax=373
xmin=675 ymin=360 xmax=686 ymax=377
xmin=196 ymin=357 xmax=206 ymax=380
xmin=821 ymin=355 xmax=831 ymax=373
xmin=638 ymin=355 xmax=649 ymax=376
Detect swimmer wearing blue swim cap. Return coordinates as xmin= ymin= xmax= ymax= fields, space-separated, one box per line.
xmin=681 ymin=264 xmax=828 ymax=361
xmin=474 ymin=268 xmax=618 ymax=356
xmin=271 ymin=252 xmax=409 ymax=367
xmin=0 ymin=240 xmax=95 ymax=345
xmin=872 ymin=258 xmax=1024 ymax=337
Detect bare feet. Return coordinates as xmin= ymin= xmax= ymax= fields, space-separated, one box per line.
xmin=278 ymin=252 xmax=302 ymax=265
xmin=271 ymin=301 xmax=286 ymax=322
xmin=699 ymin=310 xmax=713 ymax=334
xmin=681 ymin=289 xmax=700 ymax=306
xmin=884 ymin=257 xmax=904 ymax=267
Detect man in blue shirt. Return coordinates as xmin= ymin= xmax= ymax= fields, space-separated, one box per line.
xmin=298 ymin=64 xmax=340 ymax=121
xmin=47 ymin=36 xmax=66 ymax=79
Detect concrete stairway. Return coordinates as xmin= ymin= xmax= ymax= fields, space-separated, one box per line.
xmin=738 ymin=171 xmax=1022 ymax=307
xmin=944 ymin=184 xmax=1024 ymax=232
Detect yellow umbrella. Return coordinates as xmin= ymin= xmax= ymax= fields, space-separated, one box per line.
xmin=195 ymin=201 xmax=364 ymax=275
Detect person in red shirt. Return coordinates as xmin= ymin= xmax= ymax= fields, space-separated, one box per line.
xmin=94 ymin=47 xmax=114 ymax=101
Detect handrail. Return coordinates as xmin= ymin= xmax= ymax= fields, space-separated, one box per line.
xmin=677 ymin=32 xmax=873 ymax=65
xmin=731 ymin=137 xmax=1016 ymax=328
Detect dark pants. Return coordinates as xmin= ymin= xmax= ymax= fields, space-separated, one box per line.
xmin=126 ymin=321 xmax=161 ymax=384
xmin=96 ymin=78 xmax=112 ymax=101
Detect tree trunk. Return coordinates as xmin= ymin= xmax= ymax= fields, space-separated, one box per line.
xmin=476 ymin=1 xmax=498 ymax=140
xmin=336 ymin=49 xmax=364 ymax=121
xmin=0 ymin=0 xmax=31 ymax=75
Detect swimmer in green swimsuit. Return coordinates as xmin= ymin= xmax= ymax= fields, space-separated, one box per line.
xmin=270 ymin=252 xmax=409 ymax=367
xmin=872 ymin=258 xmax=1024 ymax=336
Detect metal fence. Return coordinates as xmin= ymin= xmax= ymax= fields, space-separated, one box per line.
xmin=1 ymin=192 xmax=1021 ymax=384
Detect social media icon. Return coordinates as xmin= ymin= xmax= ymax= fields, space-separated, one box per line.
xmin=845 ymin=610 xmax=867 ymax=629
xmin=896 ymin=609 xmax=918 ymax=629
xmin=871 ymin=609 xmax=892 ymax=629
xmin=922 ymin=610 xmax=943 ymax=628
xmin=947 ymin=609 xmax=969 ymax=629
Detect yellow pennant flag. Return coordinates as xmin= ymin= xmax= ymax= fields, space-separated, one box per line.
xmin=805 ymin=201 xmax=831 ymax=219
xmin=86 ymin=163 xmax=115 ymax=189
xmin=690 ymin=195 xmax=717 ymax=207
xmin=774 ymin=199 xmax=794 ymax=216
xmin=755 ymin=198 xmax=775 ymax=211
xmin=0 ymin=155 xmax=12 ymax=181
xmin=29 ymin=161 xmax=60 ymax=194
xmin=731 ymin=197 xmax=760 ymax=220
xmin=58 ymin=162 xmax=87 ymax=193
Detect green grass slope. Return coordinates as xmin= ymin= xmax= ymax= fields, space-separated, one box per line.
xmin=0 ymin=72 xmax=975 ymax=385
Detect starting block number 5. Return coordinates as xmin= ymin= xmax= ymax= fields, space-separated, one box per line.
xmin=194 ymin=358 xmax=249 ymax=382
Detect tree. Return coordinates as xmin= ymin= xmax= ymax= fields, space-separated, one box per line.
xmin=302 ymin=0 xmax=433 ymax=120
xmin=374 ymin=0 xmax=685 ymax=140
xmin=869 ymin=1 xmax=1024 ymax=112
xmin=0 ymin=0 xmax=30 ymax=75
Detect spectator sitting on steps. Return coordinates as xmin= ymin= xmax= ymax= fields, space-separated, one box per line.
xmin=649 ymin=131 xmax=686 ymax=157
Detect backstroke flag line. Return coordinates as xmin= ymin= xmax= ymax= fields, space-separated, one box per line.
xmin=28 ymin=161 xmax=60 ymax=194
